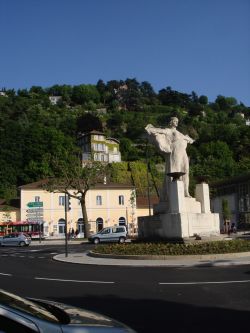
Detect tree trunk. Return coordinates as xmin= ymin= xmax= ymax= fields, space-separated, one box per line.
xmin=80 ymin=197 xmax=90 ymax=238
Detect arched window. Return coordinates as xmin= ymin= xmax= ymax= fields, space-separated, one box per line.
xmin=77 ymin=218 xmax=84 ymax=234
xmin=118 ymin=195 xmax=124 ymax=205
xmin=119 ymin=217 xmax=126 ymax=226
xmin=58 ymin=218 xmax=65 ymax=234
xmin=96 ymin=217 xmax=104 ymax=232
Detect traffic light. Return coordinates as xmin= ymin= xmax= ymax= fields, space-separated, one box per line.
xmin=67 ymin=196 xmax=71 ymax=211
xmin=65 ymin=195 xmax=71 ymax=212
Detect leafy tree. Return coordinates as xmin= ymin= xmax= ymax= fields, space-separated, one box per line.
xmin=29 ymin=86 xmax=45 ymax=95
xmin=222 ymin=198 xmax=231 ymax=221
xmin=119 ymin=138 xmax=140 ymax=161
xmin=96 ymin=79 xmax=106 ymax=92
xmin=215 ymin=95 xmax=237 ymax=111
xmin=77 ymin=113 xmax=103 ymax=133
xmin=158 ymin=86 xmax=191 ymax=107
xmin=191 ymin=141 xmax=236 ymax=181
xmin=191 ymin=91 xmax=199 ymax=103
xmin=198 ymin=95 xmax=208 ymax=105
xmin=188 ymin=103 xmax=204 ymax=116
xmin=72 ymin=84 xmax=100 ymax=105
xmin=140 ymin=81 xmax=157 ymax=105
xmin=46 ymin=154 xmax=108 ymax=238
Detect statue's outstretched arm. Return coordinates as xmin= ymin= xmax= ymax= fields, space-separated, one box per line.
xmin=184 ymin=135 xmax=195 ymax=144
xmin=145 ymin=124 xmax=167 ymax=135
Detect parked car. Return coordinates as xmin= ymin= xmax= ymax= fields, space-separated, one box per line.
xmin=88 ymin=226 xmax=127 ymax=244
xmin=0 ymin=289 xmax=136 ymax=333
xmin=0 ymin=232 xmax=31 ymax=247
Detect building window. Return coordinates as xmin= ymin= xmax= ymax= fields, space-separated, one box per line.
xmin=59 ymin=196 xmax=65 ymax=206
xmin=77 ymin=218 xmax=84 ymax=235
xmin=58 ymin=219 xmax=65 ymax=234
xmin=119 ymin=217 xmax=126 ymax=226
xmin=96 ymin=195 xmax=102 ymax=205
xmin=96 ymin=217 xmax=104 ymax=232
xmin=119 ymin=195 xmax=124 ymax=205
xmin=35 ymin=196 xmax=40 ymax=202
xmin=98 ymin=143 xmax=105 ymax=151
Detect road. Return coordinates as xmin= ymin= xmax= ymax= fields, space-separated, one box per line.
xmin=1 ymin=243 xmax=250 ymax=333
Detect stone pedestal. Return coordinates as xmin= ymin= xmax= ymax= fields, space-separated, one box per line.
xmin=138 ymin=181 xmax=220 ymax=240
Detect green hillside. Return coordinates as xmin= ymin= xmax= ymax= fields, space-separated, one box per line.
xmin=0 ymin=79 xmax=249 ymax=200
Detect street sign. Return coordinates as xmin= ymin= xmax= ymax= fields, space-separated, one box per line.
xmin=26 ymin=214 xmax=44 ymax=218
xmin=26 ymin=209 xmax=43 ymax=213
xmin=27 ymin=218 xmax=44 ymax=223
xmin=27 ymin=202 xmax=43 ymax=208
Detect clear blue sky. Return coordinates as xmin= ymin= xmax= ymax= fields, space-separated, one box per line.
xmin=1 ymin=0 xmax=249 ymax=105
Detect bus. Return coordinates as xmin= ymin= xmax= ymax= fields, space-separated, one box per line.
xmin=0 ymin=221 xmax=44 ymax=239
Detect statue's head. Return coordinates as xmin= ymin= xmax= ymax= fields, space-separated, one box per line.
xmin=169 ymin=117 xmax=178 ymax=127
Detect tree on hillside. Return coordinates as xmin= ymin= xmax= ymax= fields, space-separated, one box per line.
xmin=158 ymin=86 xmax=191 ymax=107
xmin=77 ymin=113 xmax=103 ymax=133
xmin=45 ymin=153 xmax=108 ymax=238
xmin=72 ymin=84 xmax=100 ymax=105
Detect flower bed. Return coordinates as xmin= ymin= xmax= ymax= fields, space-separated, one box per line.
xmin=92 ymin=239 xmax=250 ymax=256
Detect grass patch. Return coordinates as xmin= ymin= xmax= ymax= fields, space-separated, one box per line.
xmin=92 ymin=239 xmax=250 ymax=256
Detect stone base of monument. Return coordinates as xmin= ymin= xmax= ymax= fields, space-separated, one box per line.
xmin=138 ymin=181 xmax=220 ymax=240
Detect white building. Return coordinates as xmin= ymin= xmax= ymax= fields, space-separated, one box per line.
xmin=49 ymin=96 xmax=62 ymax=105
xmin=78 ymin=131 xmax=121 ymax=163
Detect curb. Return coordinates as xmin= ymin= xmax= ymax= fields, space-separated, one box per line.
xmin=88 ymin=250 xmax=250 ymax=261
xmin=53 ymin=252 xmax=250 ymax=267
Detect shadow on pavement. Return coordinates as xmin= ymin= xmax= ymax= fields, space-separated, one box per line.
xmin=52 ymin=294 xmax=250 ymax=333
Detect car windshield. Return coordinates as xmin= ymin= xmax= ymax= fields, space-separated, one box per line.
xmin=0 ymin=290 xmax=59 ymax=323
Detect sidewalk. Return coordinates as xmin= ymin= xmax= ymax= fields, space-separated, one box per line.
xmin=53 ymin=251 xmax=250 ymax=267
xmin=31 ymin=239 xmax=86 ymax=246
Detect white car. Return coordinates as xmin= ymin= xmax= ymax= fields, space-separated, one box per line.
xmin=88 ymin=226 xmax=127 ymax=244
xmin=0 ymin=233 xmax=31 ymax=247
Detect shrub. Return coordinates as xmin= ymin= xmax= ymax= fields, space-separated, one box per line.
xmin=92 ymin=239 xmax=250 ymax=256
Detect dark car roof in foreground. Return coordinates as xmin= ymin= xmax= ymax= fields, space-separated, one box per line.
xmin=0 ymin=289 xmax=136 ymax=332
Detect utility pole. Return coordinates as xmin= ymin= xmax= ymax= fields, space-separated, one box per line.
xmin=64 ymin=193 xmax=68 ymax=257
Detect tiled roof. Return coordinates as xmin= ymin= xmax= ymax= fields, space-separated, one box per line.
xmin=19 ymin=179 xmax=134 ymax=190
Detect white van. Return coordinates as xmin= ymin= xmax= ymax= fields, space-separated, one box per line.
xmin=88 ymin=226 xmax=127 ymax=244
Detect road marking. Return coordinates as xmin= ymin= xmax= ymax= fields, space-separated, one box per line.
xmin=35 ymin=277 xmax=115 ymax=284
xmin=0 ymin=272 xmax=12 ymax=276
xmin=159 ymin=280 xmax=250 ymax=285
